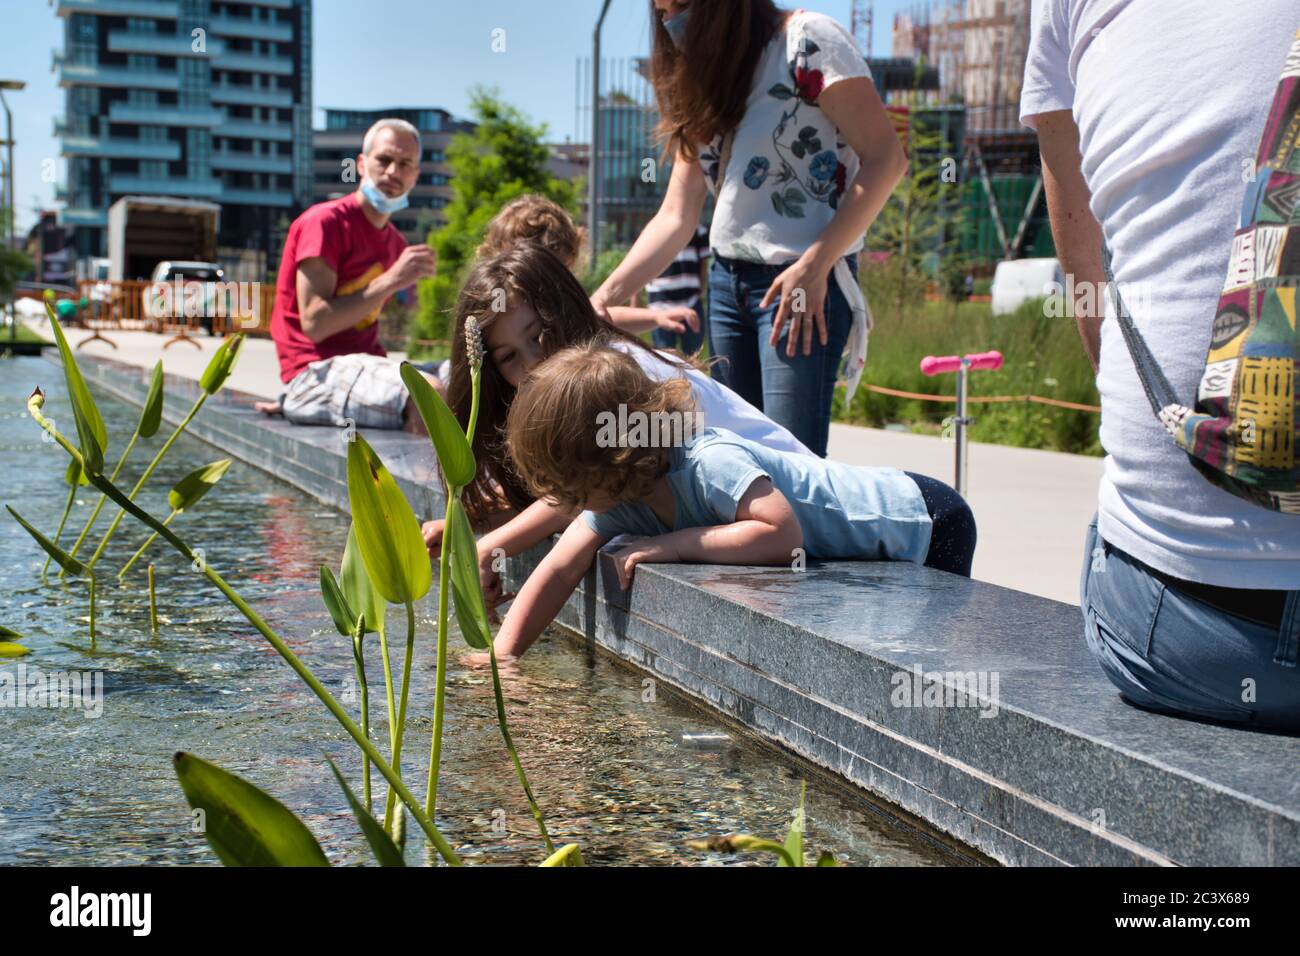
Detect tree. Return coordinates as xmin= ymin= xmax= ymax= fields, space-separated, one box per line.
xmin=412 ymin=88 xmax=582 ymax=349
xmin=0 ymin=207 xmax=34 ymax=301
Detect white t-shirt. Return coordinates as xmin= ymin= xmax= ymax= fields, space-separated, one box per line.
xmin=1021 ymin=0 xmax=1300 ymax=590
xmin=610 ymin=339 xmax=815 ymax=457
xmin=701 ymin=11 xmax=871 ymax=265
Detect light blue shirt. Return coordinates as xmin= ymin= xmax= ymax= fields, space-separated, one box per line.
xmin=580 ymin=427 xmax=932 ymax=563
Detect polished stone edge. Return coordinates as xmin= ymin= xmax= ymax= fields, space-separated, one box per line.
xmin=66 ymin=352 xmax=1299 ymax=867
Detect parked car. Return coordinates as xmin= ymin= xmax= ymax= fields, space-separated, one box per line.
xmin=144 ymin=260 xmax=226 ymax=335
xmin=990 ymin=257 xmax=1063 ymax=316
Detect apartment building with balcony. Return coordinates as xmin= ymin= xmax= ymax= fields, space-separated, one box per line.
xmin=312 ymin=107 xmax=474 ymax=246
xmin=53 ymin=0 xmax=313 ymax=273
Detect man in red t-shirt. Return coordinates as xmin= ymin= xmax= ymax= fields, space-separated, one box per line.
xmin=265 ymin=118 xmax=438 ymax=431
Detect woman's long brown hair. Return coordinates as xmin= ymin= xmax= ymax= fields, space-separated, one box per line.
xmin=650 ymin=0 xmax=786 ymax=162
xmin=448 ymin=243 xmax=698 ymax=524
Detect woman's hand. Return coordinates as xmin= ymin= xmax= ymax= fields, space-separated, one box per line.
xmin=760 ymin=256 xmax=830 ymax=357
xmin=608 ymin=535 xmax=681 ymax=590
xmin=652 ymin=305 xmax=701 ymax=335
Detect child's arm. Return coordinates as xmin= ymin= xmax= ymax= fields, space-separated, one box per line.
xmin=477 ymin=497 xmax=576 ymax=566
xmin=493 ymin=518 xmax=608 ymax=660
xmin=607 ymin=478 xmax=803 ymax=589
xmin=606 ymin=304 xmax=700 ymax=336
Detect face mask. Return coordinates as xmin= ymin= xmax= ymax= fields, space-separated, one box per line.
xmin=663 ymin=6 xmax=691 ymax=50
xmin=360 ymin=177 xmax=410 ymax=215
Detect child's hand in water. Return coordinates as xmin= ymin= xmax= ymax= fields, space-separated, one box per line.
xmin=422 ymin=519 xmax=445 ymax=558
xmin=608 ymin=535 xmax=681 ymax=590
xmin=478 ymin=560 xmax=516 ymax=624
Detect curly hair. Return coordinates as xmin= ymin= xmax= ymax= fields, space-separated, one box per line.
xmin=505 ymin=342 xmax=697 ymax=512
xmin=476 ymin=195 xmax=586 ymax=271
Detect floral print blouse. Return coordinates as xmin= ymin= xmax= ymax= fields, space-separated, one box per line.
xmin=699 ymin=11 xmax=872 ymax=266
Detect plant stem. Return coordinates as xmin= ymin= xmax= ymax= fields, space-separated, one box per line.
xmin=43 ymin=479 xmax=79 ymax=579
xmin=85 ymin=395 xmax=206 ymax=572
xmin=376 ymin=617 xmax=399 ymax=832
xmin=351 ymin=622 xmax=372 ymax=814
xmin=384 ymin=600 xmax=416 ymax=831
xmin=118 ymin=510 xmax=175 ymax=579
xmin=466 ymin=368 xmax=481 ymax=446
xmin=63 ymin=430 xmax=139 ymax=571
xmin=28 ymin=402 xmax=461 ymax=865
xmin=88 ymin=575 xmax=96 ymax=648
xmin=147 ymin=564 xmax=158 ymax=633
xmin=489 ymin=640 xmax=554 ymax=855
xmin=426 ymin=522 xmax=452 ymax=819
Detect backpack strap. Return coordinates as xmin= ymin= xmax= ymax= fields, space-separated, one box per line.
xmin=1101 ymin=243 xmax=1183 ymax=416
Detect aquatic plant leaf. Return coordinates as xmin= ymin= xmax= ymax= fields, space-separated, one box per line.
xmin=7 ymin=505 xmax=89 ymax=578
xmin=400 ymin=362 xmax=474 ymax=489
xmin=64 ymin=459 xmax=87 ymax=487
xmin=319 ymin=565 xmax=357 ymax=638
xmin=199 ymin=334 xmax=243 ymax=395
xmin=138 ymin=361 xmax=165 ymax=438
xmin=0 ymin=624 xmax=22 ymax=639
xmin=173 ymin=752 xmax=329 ymax=867
xmin=782 ymin=783 xmax=806 ymax=867
xmin=446 ymin=500 xmax=491 ymax=650
xmin=346 ymin=434 xmax=431 ymax=605
xmin=341 ymin=524 xmax=383 ymax=635
xmin=815 ymin=851 xmax=837 ymax=866
xmin=0 ymin=643 xmax=30 ymax=658
xmin=539 ymin=843 xmax=585 ymax=867
xmin=167 ymin=458 xmax=233 ymax=512
xmin=46 ymin=308 xmax=107 ymax=475
xmin=326 ymin=758 xmax=405 ymax=867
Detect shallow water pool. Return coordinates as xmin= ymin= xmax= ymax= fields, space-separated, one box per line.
xmin=0 ymin=356 xmax=968 ymax=866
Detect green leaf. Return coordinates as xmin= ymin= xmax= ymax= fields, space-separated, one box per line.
xmin=815 ymin=851 xmax=837 ymax=866
xmin=0 ymin=624 xmax=22 ymax=639
xmin=341 ymin=524 xmax=384 ymax=635
xmin=173 ymin=752 xmax=330 ymax=867
xmin=325 ymin=758 xmax=405 ymax=867
xmin=7 ymin=505 xmax=89 ymax=578
xmin=199 ymin=334 xmax=244 ymax=395
xmin=46 ymin=309 xmax=107 ymax=476
xmin=319 ymin=565 xmax=357 ymax=637
xmin=345 ymin=434 xmax=431 ymax=605
xmin=64 ymin=459 xmax=87 ymax=488
xmin=784 ymin=187 xmax=806 ymax=204
xmin=167 ymin=458 xmax=233 ymax=513
xmin=399 ymin=362 xmax=475 ymax=489
xmin=782 ymin=783 xmax=805 ymax=867
xmin=768 ymin=83 xmax=794 ymax=100
xmin=539 ymin=843 xmax=585 ymax=867
xmin=0 ymin=643 xmax=30 ymax=658
xmin=772 ymin=192 xmax=787 ymax=217
xmin=446 ymin=500 xmax=492 ymax=650
xmin=138 ymin=361 xmax=165 ymax=438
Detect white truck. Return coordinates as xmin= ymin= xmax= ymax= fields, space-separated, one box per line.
xmin=106 ymin=196 xmax=221 ymax=282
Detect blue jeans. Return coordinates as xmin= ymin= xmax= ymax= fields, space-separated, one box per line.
xmin=649 ymin=294 xmax=708 ymax=356
xmin=707 ymin=253 xmax=856 ymax=458
xmin=1080 ymin=517 xmax=1300 ymax=732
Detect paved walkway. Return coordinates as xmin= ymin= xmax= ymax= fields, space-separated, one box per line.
xmin=39 ymin=322 xmax=1102 ymax=605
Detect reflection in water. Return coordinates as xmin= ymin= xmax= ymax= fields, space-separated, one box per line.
xmin=0 ymin=358 xmax=963 ymax=866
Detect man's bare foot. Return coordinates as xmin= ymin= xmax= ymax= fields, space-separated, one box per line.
xmin=254 ymin=400 xmax=282 ymax=416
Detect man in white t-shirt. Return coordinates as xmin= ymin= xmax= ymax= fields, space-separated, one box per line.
xmin=1022 ymin=0 xmax=1300 ymax=731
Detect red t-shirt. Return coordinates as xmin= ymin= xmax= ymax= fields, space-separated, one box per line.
xmin=270 ymin=193 xmax=408 ymax=383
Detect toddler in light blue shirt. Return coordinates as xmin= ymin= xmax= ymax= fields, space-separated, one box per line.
xmin=491 ymin=342 xmax=975 ymax=661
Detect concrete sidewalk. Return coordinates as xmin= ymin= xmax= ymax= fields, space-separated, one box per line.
xmin=39 ymin=322 xmax=1102 ymax=605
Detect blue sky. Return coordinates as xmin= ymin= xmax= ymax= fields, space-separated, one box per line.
xmin=1 ymin=0 xmax=914 ymax=232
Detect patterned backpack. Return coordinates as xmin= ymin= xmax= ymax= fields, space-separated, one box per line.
xmin=1105 ymin=28 xmax=1300 ymax=514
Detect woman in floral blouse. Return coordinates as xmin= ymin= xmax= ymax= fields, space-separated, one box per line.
xmin=591 ymin=0 xmax=907 ymax=457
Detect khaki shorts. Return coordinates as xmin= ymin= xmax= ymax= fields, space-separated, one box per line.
xmin=281 ymin=353 xmax=408 ymax=430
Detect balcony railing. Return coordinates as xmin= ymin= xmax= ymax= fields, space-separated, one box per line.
xmin=106 ymin=31 xmax=227 ymax=58
xmin=210 ymin=83 xmax=293 ymax=108
xmin=213 ymin=118 xmax=293 ymax=141
xmin=61 ymin=135 xmax=183 ymax=161
xmin=212 ymin=51 xmax=294 ymax=75
xmin=219 ymin=187 xmax=295 ymax=207
xmin=60 ymin=207 xmax=110 ymax=227
xmin=108 ymin=103 xmax=224 ymax=127
xmin=208 ymin=16 xmax=294 ymax=43
xmin=109 ymin=173 xmax=223 ymax=198
xmin=57 ymin=62 xmax=180 ymax=91
xmin=55 ymin=0 xmax=179 ymax=18
xmin=211 ymin=150 xmax=292 ymax=174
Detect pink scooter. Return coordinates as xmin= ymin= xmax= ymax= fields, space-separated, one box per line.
xmin=919 ymin=351 xmax=1003 ymax=497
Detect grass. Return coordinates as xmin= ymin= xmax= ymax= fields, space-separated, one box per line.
xmin=5 ymin=323 xmax=52 ymax=346
xmin=833 ymin=293 xmax=1102 ymax=457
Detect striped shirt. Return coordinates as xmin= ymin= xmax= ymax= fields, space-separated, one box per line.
xmin=646 ymin=225 xmax=710 ymax=308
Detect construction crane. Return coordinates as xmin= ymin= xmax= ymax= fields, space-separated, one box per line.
xmin=851 ymin=0 xmax=874 ymax=57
